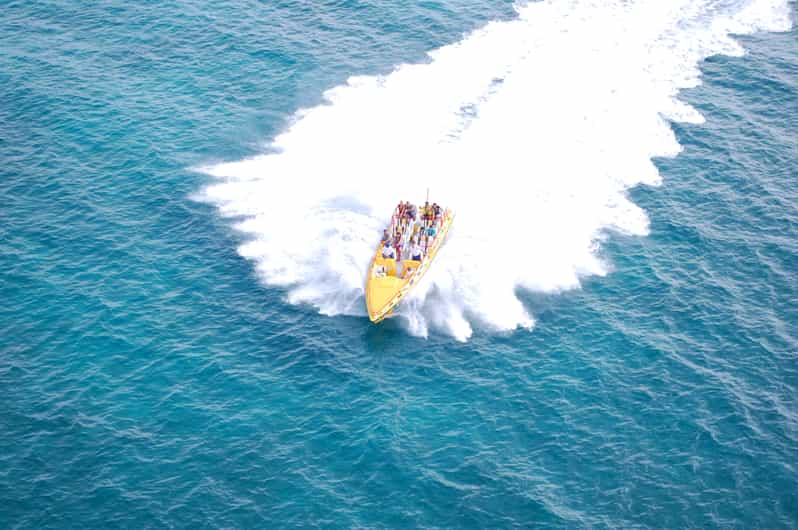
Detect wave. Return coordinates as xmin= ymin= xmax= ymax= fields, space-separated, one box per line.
xmin=200 ymin=0 xmax=792 ymax=340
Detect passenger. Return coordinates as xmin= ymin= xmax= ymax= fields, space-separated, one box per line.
xmin=427 ymin=224 xmax=437 ymax=238
xmin=411 ymin=241 xmax=424 ymax=261
xmin=433 ymin=203 xmax=442 ymax=222
xmin=393 ymin=233 xmax=402 ymax=262
xmin=381 ymin=228 xmax=390 ymax=243
xmin=422 ymin=201 xmax=432 ymax=227
xmin=408 ymin=203 xmax=417 ymax=221
xmin=381 ymin=241 xmax=396 ymax=259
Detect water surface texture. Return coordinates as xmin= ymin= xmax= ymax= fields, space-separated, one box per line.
xmin=1 ymin=0 xmax=797 ymax=528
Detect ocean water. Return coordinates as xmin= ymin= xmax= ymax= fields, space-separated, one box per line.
xmin=1 ymin=0 xmax=797 ymax=527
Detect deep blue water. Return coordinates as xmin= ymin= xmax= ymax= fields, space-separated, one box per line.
xmin=2 ymin=1 xmax=797 ymax=528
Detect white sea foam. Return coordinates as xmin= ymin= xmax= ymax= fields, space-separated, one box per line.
xmin=200 ymin=0 xmax=792 ymax=340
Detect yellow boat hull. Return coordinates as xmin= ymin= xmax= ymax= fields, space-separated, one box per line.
xmin=365 ymin=210 xmax=454 ymax=323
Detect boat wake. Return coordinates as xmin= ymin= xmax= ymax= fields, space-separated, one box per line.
xmin=200 ymin=0 xmax=792 ymax=340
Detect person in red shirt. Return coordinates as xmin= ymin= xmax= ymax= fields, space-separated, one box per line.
xmin=393 ymin=233 xmax=402 ymax=262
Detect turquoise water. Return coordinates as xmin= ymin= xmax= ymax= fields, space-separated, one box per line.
xmin=2 ymin=1 xmax=797 ymax=528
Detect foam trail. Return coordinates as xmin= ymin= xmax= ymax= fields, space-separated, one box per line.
xmin=200 ymin=0 xmax=792 ymax=341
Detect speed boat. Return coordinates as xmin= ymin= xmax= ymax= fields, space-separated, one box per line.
xmin=365 ymin=202 xmax=454 ymax=323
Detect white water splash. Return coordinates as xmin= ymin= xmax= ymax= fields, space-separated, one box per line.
xmin=200 ymin=0 xmax=792 ymax=340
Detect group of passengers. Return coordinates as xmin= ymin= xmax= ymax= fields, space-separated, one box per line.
xmin=380 ymin=200 xmax=444 ymax=268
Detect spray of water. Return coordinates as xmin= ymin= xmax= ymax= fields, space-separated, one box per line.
xmin=200 ymin=0 xmax=792 ymax=340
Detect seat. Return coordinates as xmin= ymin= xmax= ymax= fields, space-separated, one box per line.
xmin=375 ymin=257 xmax=397 ymax=277
xmin=401 ymin=260 xmax=420 ymax=278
